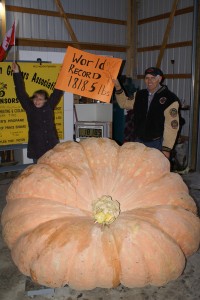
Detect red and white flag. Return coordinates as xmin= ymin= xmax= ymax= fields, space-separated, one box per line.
xmin=0 ymin=21 xmax=15 ymax=62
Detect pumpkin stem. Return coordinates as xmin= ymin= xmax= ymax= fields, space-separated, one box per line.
xmin=92 ymin=195 xmax=120 ymax=225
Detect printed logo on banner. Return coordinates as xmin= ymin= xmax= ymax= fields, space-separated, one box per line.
xmin=0 ymin=82 xmax=7 ymax=97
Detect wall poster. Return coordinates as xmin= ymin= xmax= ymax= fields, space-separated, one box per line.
xmin=0 ymin=62 xmax=64 ymax=146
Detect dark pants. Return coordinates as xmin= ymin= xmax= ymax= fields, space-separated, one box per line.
xmin=134 ymin=137 xmax=163 ymax=151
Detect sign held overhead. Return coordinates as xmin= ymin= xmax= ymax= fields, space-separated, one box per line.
xmin=56 ymin=46 xmax=122 ymax=103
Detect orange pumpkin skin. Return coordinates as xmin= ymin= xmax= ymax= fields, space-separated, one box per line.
xmin=1 ymin=138 xmax=200 ymax=290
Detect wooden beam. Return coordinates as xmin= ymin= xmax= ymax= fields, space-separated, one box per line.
xmin=15 ymin=38 xmax=127 ymax=52
xmin=137 ymin=73 xmax=192 ymax=80
xmin=138 ymin=6 xmax=193 ymax=25
xmin=156 ymin=0 xmax=179 ymax=68
xmin=6 ymin=5 xmax=126 ymax=25
xmin=54 ymin=0 xmax=80 ymax=48
xmin=138 ymin=41 xmax=192 ymax=52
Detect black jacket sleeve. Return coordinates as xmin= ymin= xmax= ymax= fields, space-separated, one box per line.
xmin=49 ymin=88 xmax=64 ymax=109
xmin=13 ymin=72 xmax=30 ymax=111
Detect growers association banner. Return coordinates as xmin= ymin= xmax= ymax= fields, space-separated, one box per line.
xmin=55 ymin=46 xmax=122 ymax=103
xmin=0 ymin=62 xmax=64 ymax=146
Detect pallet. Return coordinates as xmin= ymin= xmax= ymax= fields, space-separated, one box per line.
xmin=25 ymin=277 xmax=55 ymax=297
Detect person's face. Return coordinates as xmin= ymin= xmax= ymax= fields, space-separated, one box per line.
xmin=33 ymin=94 xmax=47 ymax=108
xmin=144 ymin=74 xmax=162 ymax=93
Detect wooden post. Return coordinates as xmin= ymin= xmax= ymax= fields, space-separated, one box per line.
xmin=0 ymin=0 xmax=6 ymax=39
xmin=156 ymin=0 xmax=179 ymax=68
xmin=189 ymin=1 xmax=200 ymax=170
xmin=126 ymin=0 xmax=137 ymax=79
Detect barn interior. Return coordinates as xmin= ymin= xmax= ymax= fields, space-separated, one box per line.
xmin=0 ymin=1 xmax=200 ymax=299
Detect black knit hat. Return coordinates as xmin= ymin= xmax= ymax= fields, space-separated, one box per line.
xmin=145 ymin=67 xmax=163 ymax=77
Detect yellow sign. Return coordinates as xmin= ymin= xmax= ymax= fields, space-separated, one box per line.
xmin=55 ymin=46 xmax=122 ymax=103
xmin=0 ymin=62 xmax=64 ymax=146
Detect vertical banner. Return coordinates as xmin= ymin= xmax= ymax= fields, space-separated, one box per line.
xmin=55 ymin=46 xmax=122 ymax=103
xmin=0 ymin=62 xmax=64 ymax=146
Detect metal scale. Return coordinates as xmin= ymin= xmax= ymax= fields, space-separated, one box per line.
xmin=74 ymin=103 xmax=112 ymax=142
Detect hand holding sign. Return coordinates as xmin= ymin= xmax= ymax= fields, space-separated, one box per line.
xmin=55 ymin=46 xmax=122 ymax=103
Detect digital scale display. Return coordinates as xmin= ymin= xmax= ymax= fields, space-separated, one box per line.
xmin=75 ymin=121 xmax=112 ymax=140
xmin=79 ymin=128 xmax=103 ymax=138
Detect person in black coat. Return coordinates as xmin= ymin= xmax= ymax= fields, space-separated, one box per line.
xmin=12 ymin=62 xmax=63 ymax=163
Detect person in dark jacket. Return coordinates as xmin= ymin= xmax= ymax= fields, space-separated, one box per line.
xmin=12 ymin=62 xmax=63 ymax=163
xmin=113 ymin=67 xmax=180 ymax=159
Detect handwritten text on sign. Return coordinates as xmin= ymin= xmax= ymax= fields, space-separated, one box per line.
xmin=55 ymin=46 xmax=122 ymax=103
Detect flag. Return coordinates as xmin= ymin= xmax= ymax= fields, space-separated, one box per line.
xmin=0 ymin=21 xmax=15 ymax=62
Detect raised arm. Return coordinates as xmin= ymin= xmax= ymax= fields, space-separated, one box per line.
xmin=12 ymin=62 xmax=30 ymax=110
xmin=49 ymin=88 xmax=64 ymax=109
xmin=113 ymin=78 xmax=135 ymax=110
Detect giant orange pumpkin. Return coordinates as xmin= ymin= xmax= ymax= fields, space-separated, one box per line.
xmin=1 ymin=138 xmax=200 ymax=290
